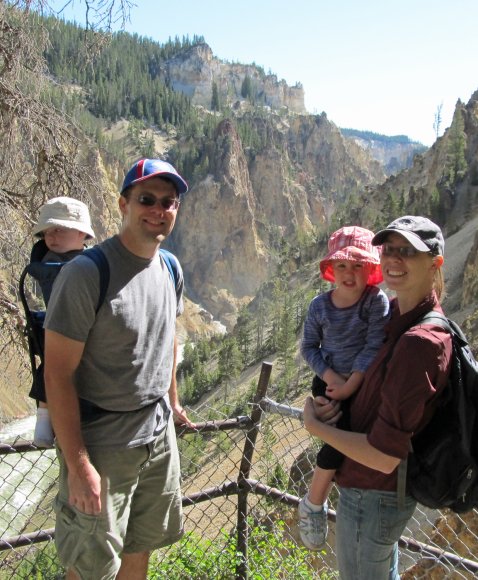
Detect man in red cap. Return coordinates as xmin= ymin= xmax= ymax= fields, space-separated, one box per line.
xmin=44 ymin=159 xmax=192 ymax=579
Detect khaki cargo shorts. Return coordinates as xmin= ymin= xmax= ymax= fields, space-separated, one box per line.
xmin=54 ymin=416 xmax=183 ymax=579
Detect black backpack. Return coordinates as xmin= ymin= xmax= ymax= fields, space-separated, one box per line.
xmin=397 ymin=312 xmax=478 ymax=513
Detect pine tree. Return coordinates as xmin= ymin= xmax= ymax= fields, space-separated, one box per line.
xmin=433 ymin=102 xmax=443 ymax=141
xmin=446 ymin=107 xmax=467 ymax=185
xmin=241 ymin=74 xmax=253 ymax=100
xmin=276 ymin=290 xmax=296 ymax=382
xmin=218 ymin=337 xmax=243 ymax=402
xmin=211 ymin=81 xmax=220 ymax=111
xmin=218 ymin=337 xmax=243 ymax=383
xmin=236 ymin=306 xmax=255 ymax=363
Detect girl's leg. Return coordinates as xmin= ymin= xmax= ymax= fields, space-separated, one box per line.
xmin=298 ymin=468 xmax=334 ymax=550
xmin=308 ymin=466 xmax=334 ymax=505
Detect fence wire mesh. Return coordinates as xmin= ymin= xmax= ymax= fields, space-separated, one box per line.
xmin=1 ymin=365 xmax=478 ymax=579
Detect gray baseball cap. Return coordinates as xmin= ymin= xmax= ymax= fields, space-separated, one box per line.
xmin=372 ymin=216 xmax=444 ymax=255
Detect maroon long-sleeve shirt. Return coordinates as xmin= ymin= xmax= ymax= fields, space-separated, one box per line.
xmin=335 ymin=292 xmax=452 ymax=492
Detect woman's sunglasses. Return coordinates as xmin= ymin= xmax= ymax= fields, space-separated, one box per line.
xmin=135 ymin=193 xmax=180 ymax=211
xmin=381 ymin=243 xmax=428 ymax=258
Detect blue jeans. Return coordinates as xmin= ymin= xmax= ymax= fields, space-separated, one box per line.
xmin=335 ymin=487 xmax=416 ymax=580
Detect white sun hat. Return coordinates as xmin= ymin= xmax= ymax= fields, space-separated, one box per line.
xmin=32 ymin=197 xmax=95 ymax=239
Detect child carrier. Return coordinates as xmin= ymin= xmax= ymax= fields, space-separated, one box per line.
xmin=18 ymin=239 xmax=108 ymax=404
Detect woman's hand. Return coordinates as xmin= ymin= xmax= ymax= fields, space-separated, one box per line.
xmin=303 ymin=395 xmax=342 ymax=434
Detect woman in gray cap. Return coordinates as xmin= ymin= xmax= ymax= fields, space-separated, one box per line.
xmin=302 ymin=216 xmax=452 ymax=579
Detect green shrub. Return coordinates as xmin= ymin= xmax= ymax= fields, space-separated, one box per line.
xmin=10 ymin=542 xmax=64 ymax=579
xmin=150 ymin=521 xmax=337 ymax=579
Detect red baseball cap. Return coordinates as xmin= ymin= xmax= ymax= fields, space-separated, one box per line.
xmin=121 ymin=159 xmax=188 ymax=195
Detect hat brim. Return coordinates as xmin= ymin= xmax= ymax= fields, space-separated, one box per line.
xmin=32 ymin=219 xmax=95 ymax=239
xmin=320 ymin=246 xmax=383 ymax=285
xmin=122 ymin=171 xmax=188 ymax=195
xmin=372 ymin=229 xmax=430 ymax=252
xmin=321 ymin=262 xmax=383 ymax=285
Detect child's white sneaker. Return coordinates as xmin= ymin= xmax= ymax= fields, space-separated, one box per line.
xmin=33 ymin=407 xmax=54 ymax=448
xmin=298 ymin=496 xmax=328 ymax=550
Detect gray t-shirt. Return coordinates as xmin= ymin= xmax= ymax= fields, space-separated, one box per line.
xmin=44 ymin=235 xmax=184 ymax=449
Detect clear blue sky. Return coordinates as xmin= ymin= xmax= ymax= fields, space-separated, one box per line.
xmin=51 ymin=0 xmax=478 ymax=146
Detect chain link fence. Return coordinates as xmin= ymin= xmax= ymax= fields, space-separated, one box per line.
xmin=1 ymin=362 xmax=478 ymax=579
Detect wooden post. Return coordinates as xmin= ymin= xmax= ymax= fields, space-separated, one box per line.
xmin=235 ymin=361 xmax=272 ymax=580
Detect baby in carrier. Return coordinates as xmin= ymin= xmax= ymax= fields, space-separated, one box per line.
xmin=28 ymin=197 xmax=95 ymax=447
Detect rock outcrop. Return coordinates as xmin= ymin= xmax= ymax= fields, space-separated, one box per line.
xmin=344 ymin=133 xmax=428 ymax=176
xmin=170 ymin=112 xmax=386 ymax=327
xmin=170 ymin=88 xmax=478 ymax=329
xmin=161 ymin=43 xmax=305 ymax=113
xmin=343 ymin=90 xmax=478 ymax=322
xmin=170 ymin=119 xmax=269 ymax=328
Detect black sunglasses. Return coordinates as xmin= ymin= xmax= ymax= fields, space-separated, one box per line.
xmin=135 ymin=193 xmax=180 ymax=211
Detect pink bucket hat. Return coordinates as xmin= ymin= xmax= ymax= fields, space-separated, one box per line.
xmin=320 ymin=226 xmax=383 ymax=285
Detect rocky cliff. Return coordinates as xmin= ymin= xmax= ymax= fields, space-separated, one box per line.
xmin=169 ymin=118 xmax=269 ymax=327
xmin=343 ymin=131 xmax=428 ymax=176
xmin=161 ymin=43 xmax=305 ymax=113
xmin=347 ymin=91 xmax=478 ymax=322
xmin=170 ymin=112 xmax=385 ymax=327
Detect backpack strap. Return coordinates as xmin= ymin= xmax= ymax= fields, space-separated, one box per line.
xmin=82 ymin=246 xmax=110 ymax=314
xmin=416 ymin=311 xmax=452 ymax=334
xmin=397 ymin=460 xmax=408 ymax=510
xmin=159 ymin=248 xmax=180 ymax=290
xmin=19 ymin=265 xmax=44 ymax=374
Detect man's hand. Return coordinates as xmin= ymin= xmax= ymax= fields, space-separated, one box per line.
xmin=68 ymin=455 xmax=102 ymax=515
xmin=171 ymin=402 xmax=195 ymax=428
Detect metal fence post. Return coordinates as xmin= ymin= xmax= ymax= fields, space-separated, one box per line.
xmin=235 ymin=361 xmax=272 ymax=580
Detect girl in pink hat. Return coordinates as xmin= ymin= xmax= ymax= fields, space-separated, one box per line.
xmin=298 ymin=225 xmax=390 ymax=551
